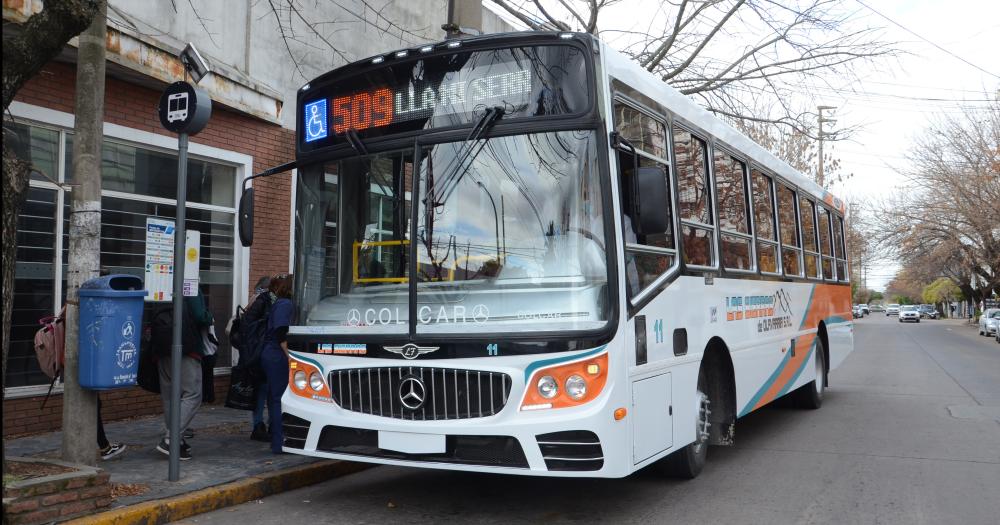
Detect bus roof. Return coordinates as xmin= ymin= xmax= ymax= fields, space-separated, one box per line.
xmin=600 ymin=41 xmax=846 ymax=214
xmin=299 ymin=30 xmax=846 ymax=215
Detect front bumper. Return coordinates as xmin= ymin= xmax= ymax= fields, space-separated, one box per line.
xmin=279 ymin=354 xmax=634 ymax=478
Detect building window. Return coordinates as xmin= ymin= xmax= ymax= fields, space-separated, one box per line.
xmin=5 ymin=120 xmax=241 ymax=389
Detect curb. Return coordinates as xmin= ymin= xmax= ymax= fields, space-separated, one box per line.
xmin=64 ymin=460 xmax=370 ymax=525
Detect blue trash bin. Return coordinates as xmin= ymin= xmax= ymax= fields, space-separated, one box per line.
xmin=78 ymin=274 xmax=146 ymax=390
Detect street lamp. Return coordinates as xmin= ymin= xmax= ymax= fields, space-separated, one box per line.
xmin=817 ymin=105 xmax=837 ymax=188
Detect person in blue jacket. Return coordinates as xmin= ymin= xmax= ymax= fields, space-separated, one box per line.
xmin=261 ymin=274 xmax=295 ymax=454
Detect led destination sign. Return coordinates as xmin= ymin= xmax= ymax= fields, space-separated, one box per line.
xmin=299 ymin=44 xmax=590 ymax=149
xmin=319 ymin=70 xmax=532 ymax=136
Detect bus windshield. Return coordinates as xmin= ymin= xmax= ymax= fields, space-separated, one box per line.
xmin=294 ymin=130 xmax=610 ymax=336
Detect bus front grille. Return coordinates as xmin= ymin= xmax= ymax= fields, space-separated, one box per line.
xmin=328 ymin=367 xmax=512 ymax=420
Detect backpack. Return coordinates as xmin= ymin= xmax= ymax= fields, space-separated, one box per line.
xmin=234 ymin=293 xmax=272 ymax=375
xmin=150 ymin=301 xmax=203 ymax=358
xmin=33 ymin=307 xmax=66 ymax=408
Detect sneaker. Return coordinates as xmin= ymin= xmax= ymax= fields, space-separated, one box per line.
xmin=183 ymin=428 xmax=194 ymax=439
xmin=250 ymin=422 xmax=270 ymax=443
xmin=156 ymin=439 xmax=192 ymax=460
xmin=100 ymin=443 xmax=126 ymax=461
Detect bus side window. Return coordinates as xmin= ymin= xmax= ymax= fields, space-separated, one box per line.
xmin=834 ymin=214 xmax=849 ymax=281
xmin=673 ymin=126 xmax=715 ymax=267
xmin=752 ymin=169 xmax=779 ymax=274
xmin=817 ymin=206 xmax=835 ymax=279
xmin=613 ymin=101 xmax=675 ymax=298
xmin=713 ymin=149 xmax=751 ymax=271
xmin=799 ymin=196 xmax=820 ymax=278
xmin=778 ymin=184 xmax=803 ymax=277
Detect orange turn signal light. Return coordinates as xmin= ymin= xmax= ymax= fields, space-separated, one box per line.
xmin=614 ymin=407 xmax=627 ymax=421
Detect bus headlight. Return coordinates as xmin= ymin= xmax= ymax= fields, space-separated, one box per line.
xmin=309 ymin=372 xmax=324 ymax=391
xmin=537 ymin=376 xmax=559 ymax=399
xmin=293 ymin=370 xmax=307 ymax=390
xmin=566 ymin=375 xmax=587 ymax=400
xmin=288 ymin=355 xmax=333 ymax=403
xmin=520 ymin=351 xmax=608 ymax=411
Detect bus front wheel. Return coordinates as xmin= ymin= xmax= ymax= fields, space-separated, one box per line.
xmin=659 ymin=368 xmax=710 ymax=479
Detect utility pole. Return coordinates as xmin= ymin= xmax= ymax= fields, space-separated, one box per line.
xmin=817 ymin=105 xmax=836 ymax=188
xmin=62 ymin=0 xmax=106 ymax=466
xmin=443 ymin=0 xmax=482 ymax=38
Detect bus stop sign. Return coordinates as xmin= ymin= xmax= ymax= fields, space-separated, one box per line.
xmin=158 ymin=81 xmax=211 ymax=135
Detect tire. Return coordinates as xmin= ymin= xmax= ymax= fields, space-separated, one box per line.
xmin=659 ymin=367 xmax=710 ymax=479
xmin=792 ymin=338 xmax=826 ymax=409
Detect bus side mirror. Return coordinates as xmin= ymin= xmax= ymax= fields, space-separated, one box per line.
xmin=238 ymin=186 xmax=254 ymax=247
xmin=635 ymin=166 xmax=668 ymax=234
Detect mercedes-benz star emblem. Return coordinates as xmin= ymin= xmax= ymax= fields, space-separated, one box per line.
xmin=398 ymin=375 xmax=426 ymax=410
xmin=384 ymin=343 xmax=439 ymax=360
xmin=346 ymin=308 xmax=361 ymax=326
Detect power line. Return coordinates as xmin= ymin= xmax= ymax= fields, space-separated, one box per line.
xmin=854 ymin=0 xmax=1000 ymax=80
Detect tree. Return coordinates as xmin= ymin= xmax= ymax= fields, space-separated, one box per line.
xmin=489 ymin=0 xmax=895 ymax=136
xmin=3 ymin=0 xmax=103 ymax=472
xmin=923 ymin=277 xmax=961 ymax=314
xmin=872 ymin=101 xmax=1000 ymax=304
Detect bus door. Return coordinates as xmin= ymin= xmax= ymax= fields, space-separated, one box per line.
xmin=611 ymin=98 xmax=680 ymax=463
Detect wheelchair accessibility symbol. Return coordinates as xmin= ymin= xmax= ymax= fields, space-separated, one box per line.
xmin=304 ymin=99 xmax=328 ymax=142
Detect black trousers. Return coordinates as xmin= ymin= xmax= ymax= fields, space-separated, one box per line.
xmin=97 ymin=398 xmax=109 ymax=450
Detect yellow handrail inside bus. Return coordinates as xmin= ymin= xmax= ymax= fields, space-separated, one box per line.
xmin=353 ymin=240 xmax=410 ymax=284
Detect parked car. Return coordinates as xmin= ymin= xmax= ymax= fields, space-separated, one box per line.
xmin=886 ymin=304 xmax=900 ymax=316
xmin=852 ymin=305 xmax=863 ymax=319
xmin=899 ymin=305 xmax=920 ymax=323
xmin=858 ymin=304 xmax=870 ymax=315
xmin=979 ymin=308 xmax=1000 ymax=336
xmin=918 ymin=304 xmax=940 ymax=319
xmin=870 ymin=304 xmax=885 ymax=312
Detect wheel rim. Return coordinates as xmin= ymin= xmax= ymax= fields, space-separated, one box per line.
xmin=814 ymin=349 xmax=824 ymax=394
xmin=693 ymin=389 xmax=711 ymax=454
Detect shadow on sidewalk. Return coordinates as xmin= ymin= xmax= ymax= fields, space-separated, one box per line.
xmin=4 ymin=405 xmax=321 ymax=508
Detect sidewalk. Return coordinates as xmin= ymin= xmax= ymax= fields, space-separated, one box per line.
xmin=5 ymin=405 xmax=365 ymax=523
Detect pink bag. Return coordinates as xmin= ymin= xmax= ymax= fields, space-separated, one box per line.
xmin=34 ymin=306 xmax=66 ymax=380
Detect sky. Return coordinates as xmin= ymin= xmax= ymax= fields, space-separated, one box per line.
xmin=813 ymin=0 xmax=999 ymax=291
xmin=488 ymin=0 xmax=1000 ymax=292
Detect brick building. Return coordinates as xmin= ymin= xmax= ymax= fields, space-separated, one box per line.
xmin=3 ymin=0 xmax=516 ymax=436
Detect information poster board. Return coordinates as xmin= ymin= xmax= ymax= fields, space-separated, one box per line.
xmin=144 ymin=218 xmax=200 ymax=301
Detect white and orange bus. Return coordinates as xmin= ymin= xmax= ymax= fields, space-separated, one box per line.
xmin=240 ymin=31 xmax=853 ymax=478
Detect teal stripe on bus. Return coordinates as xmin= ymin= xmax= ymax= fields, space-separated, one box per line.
xmin=524 ymin=345 xmax=607 ymax=382
xmin=739 ymin=348 xmax=793 ymax=417
xmin=289 ymin=351 xmax=325 ymax=374
xmin=776 ymin=342 xmax=816 ymax=398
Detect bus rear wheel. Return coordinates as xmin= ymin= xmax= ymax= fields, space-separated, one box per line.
xmin=793 ymin=338 xmax=826 ymax=409
xmin=659 ymin=368 xmax=710 ymax=479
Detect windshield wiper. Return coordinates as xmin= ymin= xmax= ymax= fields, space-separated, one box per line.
xmin=424 ymin=106 xmax=505 ymax=207
xmin=344 ymin=128 xmax=368 ymax=156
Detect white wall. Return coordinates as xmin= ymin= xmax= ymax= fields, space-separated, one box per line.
xmin=108 ymin=0 xmax=513 ymax=130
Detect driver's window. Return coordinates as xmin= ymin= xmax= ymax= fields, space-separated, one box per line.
xmin=613 ymin=101 xmax=675 ymax=299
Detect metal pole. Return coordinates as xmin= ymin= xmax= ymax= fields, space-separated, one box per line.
xmin=168 ymin=133 xmax=189 ymax=481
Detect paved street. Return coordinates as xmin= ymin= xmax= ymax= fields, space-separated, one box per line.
xmin=176 ymin=315 xmax=1000 ymax=525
